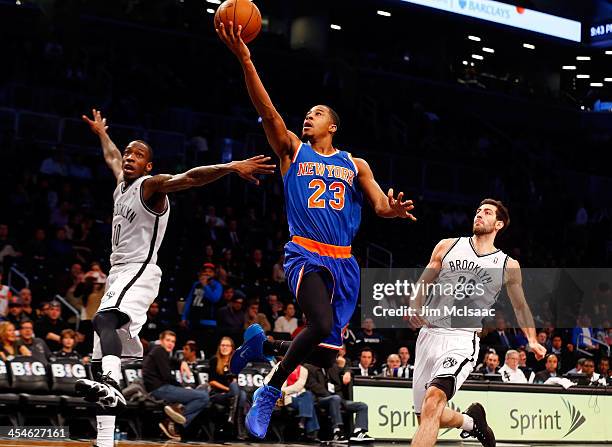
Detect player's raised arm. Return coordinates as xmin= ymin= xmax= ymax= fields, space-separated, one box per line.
xmin=353 ymin=157 xmax=417 ymax=220
xmin=216 ymin=22 xmax=300 ymax=172
xmin=142 ymin=155 xmax=276 ymax=198
xmin=505 ymin=258 xmax=546 ymax=360
xmin=82 ymin=109 xmax=123 ymax=183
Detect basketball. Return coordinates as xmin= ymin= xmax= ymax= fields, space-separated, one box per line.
xmin=214 ymin=0 xmax=262 ymax=44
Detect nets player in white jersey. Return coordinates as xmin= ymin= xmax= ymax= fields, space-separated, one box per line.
xmin=75 ymin=109 xmax=275 ymax=447
xmin=409 ymin=199 xmax=546 ymax=447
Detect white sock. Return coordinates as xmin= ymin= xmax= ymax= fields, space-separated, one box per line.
xmin=461 ymin=414 xmax=474 ymax=431
xmin=96 ymin=415 xmax=115 ymax=447
xmin=102 ymin=355 xmax=122 ymax=384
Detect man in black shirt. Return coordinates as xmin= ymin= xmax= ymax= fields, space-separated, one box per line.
xmin=305 ymin=363 xmax=374 ymax=443
xmin=143 ymin=330 xmax=210 ymax=440
xmin=34 ymin=301 xmax=69 ymax=352
xmin=15 ymin=320 xmax=52 ymax=363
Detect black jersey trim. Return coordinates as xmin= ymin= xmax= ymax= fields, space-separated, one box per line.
xmin=468 ymin=237 xmax=501 ymax=258
xmin=441 ymin=238 xmax=461 ymax=263
xmin=115 ymin=216 xmax=159 ymax=307
xmin=139 ymin=179 xmax=169 ymax=217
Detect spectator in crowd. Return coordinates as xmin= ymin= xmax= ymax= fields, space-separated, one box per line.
xmin=216 ymin=294 xmax=245 ymax=337
xmin=57 ymin=263 xmax=84 ymax=297
xmin=19 ymin=288 xmax=36 ymax=323
xmin=143 ymin=330 xmax=210 ymax=441
xmin=262 ymin=293 xmax=283 ymax=324
xmin=15 ymin=320 xmax=52 ymax=363
xmin=327 ymin=353 xmax=352 ymax=400
xmin=48 ymin=227 xmax=73 ymax=262
xmin=581 ymin=358 xmax=604 ymax=384
xmin=225 ymin=220 xmax=242 ymax=252
xmin=517 ymin=348 xmax=535 ymax=381
xmin=270 ymin=363 xmax=320 ymax=442
xmin=0 ymin=272 xmax=12 ymax=317
xmin=499 ymin=350 xmax=530 ymax=383
xmin=204 ymin=206 xmax=225 ymax=228
xmin=533 ymin=354 xmax=558 ymax=384
xmin=397 ymin=346 xmax=413 ymax=378
xmin=273 ymin=302 xmax=298 ymax=335
xmin=208 ymin=337 xmax=248 ymax=440
xmin=483 ymin=315 xmax=516 ymax=351
xmin=53 ymin=329 xmax=82 ymax=361
xmin=24 ymin=228 xmax=47 ymax=261
xmin=6 ymin=298 xmax=28 ymax=328
xmin=355 ymin=318 xmax=384 ymax=360
xmin=218 ymin=286 xmax=235 ymax=309
xmin=181 ymin=264 xmax=223 ymax=353
xmin=598 ymin=357 xmax=610 ymax=378
xmin=34 ymin=300 xmax=69 ymax=351
xmin=354 ymin=348 xmax=379 ymax=377
xmin=244 ymin=248 xmax=267 ymax=287
xmin=0 ymin=321 xmax=31 ymax=361
xmin=536 ymin=330 xmax=550 ymax=352
xmin=84 ymin=262 xmax=107 ymax=285
xmin=572 ymin=314 xmax=597 ymax=351
xmin=243 ymin=300 xmax=271 ymax=332
xmin=550 ymin=334 xmax=575 ymax=374
xmin=380 ymin=354 xmax=402 ymax=378
xmin=567 ymin=357 xmax=587 ymax=375
xmin=305 ymin=363 xmax=374 ymax=443
xmin=271 ymin=253 xmax=285 ymax=285
xmin=477 ymin=352 xmax=500 ymax=374
xmin=40 ymin=150 xmax=69 ymax=176
xmin=181 ymin=340 xmax=201 ymax=368
xmin=217 ymin=249 xmax=240 ymax=286
xmin=141 ymin=302 xmax=163 ymax=344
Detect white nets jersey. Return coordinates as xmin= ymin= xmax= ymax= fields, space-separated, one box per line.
xmin=425 ymin=236 xmax=508 ymax=332
xmin=110 ymin=175 xmax=169 ymax=266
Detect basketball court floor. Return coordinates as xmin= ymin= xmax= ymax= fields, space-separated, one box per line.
xmin=0 ymin=440 xmax=610 ymax=446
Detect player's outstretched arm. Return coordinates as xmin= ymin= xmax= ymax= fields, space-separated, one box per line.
xmin=216 ymin=22 xmax=300 ymax=172
xmin=353 ymin=158 xmax=417 ymax=219
xmin=505 ymin=258 xmax=546 ymax=360
xmin=142 ymin=155 xmax=276 ymax=197
xmin=82 ymin=109 xmax=123 ymax=183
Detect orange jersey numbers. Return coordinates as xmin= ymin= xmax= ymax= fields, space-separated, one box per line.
xmin=308 ymin=179 xmax=346 ymax=210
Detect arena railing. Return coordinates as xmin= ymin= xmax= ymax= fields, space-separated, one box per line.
xmin=54 ymin=294 xmax=81 ymax=332
xmin=7 ymin=266 xmax=29 ymax=296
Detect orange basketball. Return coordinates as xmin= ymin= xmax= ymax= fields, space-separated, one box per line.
xmin=214 ymin=0 xmax=262 ymax=44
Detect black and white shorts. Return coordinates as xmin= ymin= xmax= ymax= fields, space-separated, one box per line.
xmin=412 ymin=327 xmax=478 ymax=414
xmin=92 ymin=263 xmax=162 ymax=361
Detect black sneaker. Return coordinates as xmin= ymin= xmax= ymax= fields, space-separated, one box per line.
xmin=349 ymin=430 xmax=375 ymax=443
xmin=75 ymin=373 xmax=126 ymax=410
xmin=331 ymin=429 xmax=348 ymax=444
xmin=460 ymin=402 xmax=496 ymax=447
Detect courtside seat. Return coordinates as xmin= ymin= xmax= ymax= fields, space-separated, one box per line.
xmin=49 ymin=359 xmax=96 ymax=430
xmin=0 ymin=361 xmax=20 ymax=427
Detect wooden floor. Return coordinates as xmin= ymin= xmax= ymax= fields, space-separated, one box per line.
xmin=1 ymin=441 xmax=611 ymax=447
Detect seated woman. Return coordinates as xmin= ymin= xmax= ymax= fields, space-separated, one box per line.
xmin=208 ymin=337 xmax=248 ymax=440
xmin=0 ymin=321 xmax=31 ymax=361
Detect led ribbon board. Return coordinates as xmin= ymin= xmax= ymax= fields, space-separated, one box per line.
xmin=400 ymin=0 xmax=581 ymax=42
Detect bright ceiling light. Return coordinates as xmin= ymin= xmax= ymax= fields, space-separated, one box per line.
xmin=377 ymin=10 xmax=391 ymax=17
xmin=562 ymin=66 xmax=577 ymax=70
xmin=468 ymin=35 xmax=481 ymax=42
xmin=590 ymin=82 xmax=603 ymax=87
xmin=523 ymin=43 xmax=535 ymax=49
xmin=482 ymin=47 xmax=494 ymax=53
xmin=576 ymin=74 xmax=590 ymax=79
xmin=576 ymin=56 xmax=591 ymax=61
xmin=472 ymin=54 xmax=484 ymax=60
xmin=206 ymin=8 xmax=215 ymax=13
xmin=330 ymin=24 xmax=341 ymax=30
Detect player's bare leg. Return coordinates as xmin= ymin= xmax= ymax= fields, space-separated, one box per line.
xmin=411 ymin=387 xmax=448 ymax=447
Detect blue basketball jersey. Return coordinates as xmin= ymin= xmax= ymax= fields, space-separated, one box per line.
xmin=283 ymin=143 xmax=363 ymax=247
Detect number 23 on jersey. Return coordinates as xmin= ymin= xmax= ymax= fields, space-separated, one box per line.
xmin=307 ymin=179 xmax=345 ymax=210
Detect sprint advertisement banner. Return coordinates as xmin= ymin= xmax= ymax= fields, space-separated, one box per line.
xmin=353 ymin=385 xmax=612 ymax=442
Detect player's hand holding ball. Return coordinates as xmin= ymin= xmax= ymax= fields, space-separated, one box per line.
xmin=215 ymin=0 xmax=261 ymax=63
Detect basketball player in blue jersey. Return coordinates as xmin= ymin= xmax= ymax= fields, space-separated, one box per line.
xmin=409 ymin=199 xmax=546 ymax=447
xmin=217 ymin=23 xmax=416 ymax=440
